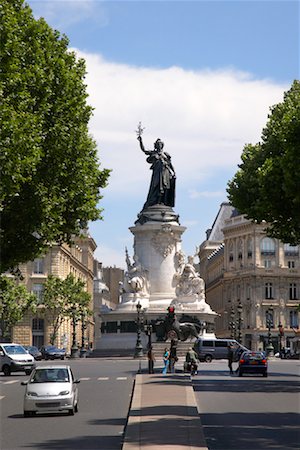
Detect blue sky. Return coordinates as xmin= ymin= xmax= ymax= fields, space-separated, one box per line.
xmin=27 ymin=0 xmax=299 ymax=269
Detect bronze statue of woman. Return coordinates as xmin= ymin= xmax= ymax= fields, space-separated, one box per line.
xmin=137 ymin=127 xmax=176 ymax=209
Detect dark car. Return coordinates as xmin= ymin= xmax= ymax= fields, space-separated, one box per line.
xmin=40 ymin=345 xmax=66 ymax=360
xmin=238 ymin=351 xmax=268 ymax=377
xmin=24 ymin=346 xmax=43 ymax=361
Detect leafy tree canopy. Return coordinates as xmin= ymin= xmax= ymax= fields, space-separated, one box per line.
xmin=42 ymin=274 xmax=91 ymax=345
xmin=0 ymin=0 xmax=110 ymax=273
xmin=227 ymin=80 xmax=300 ymax=244
xmin=0 ymin=275 xmax=37 ymax=340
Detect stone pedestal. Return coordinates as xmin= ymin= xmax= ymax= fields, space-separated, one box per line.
xmin=117 ymin=205 xmax=185 ymax=310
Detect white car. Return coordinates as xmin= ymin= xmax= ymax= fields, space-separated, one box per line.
xmin=0 ymin=343 xmax=35 ymax=376
xmin=21 ymin=365 xmax=80 ymax=417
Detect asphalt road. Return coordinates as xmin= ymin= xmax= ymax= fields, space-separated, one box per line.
xmin=193 ymin=359 xmax=300 ymax=450
xmin=0 ymin=358 xmax=138 ymax=450
xmin=1 ymin=357 xmax=299 ymax=450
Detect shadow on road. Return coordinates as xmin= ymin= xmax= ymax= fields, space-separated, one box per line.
xmin=201 ymin=412 xmax=300 ymax=450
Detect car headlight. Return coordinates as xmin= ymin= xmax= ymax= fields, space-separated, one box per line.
xmin=59 ymin=390 xmax=70 ymax=395
xmin=27 ymin=391 xmax=38 ymax=396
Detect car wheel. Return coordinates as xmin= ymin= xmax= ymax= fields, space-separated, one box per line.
xmin=24 ymin=411 xmax=35 ymax=417
xmin=60 ymin=356 xmax=64 ymax=360
xmin=238 ymin=370 xmax=243 ymax=377
xmin=75 ymin=402 xmax=78 ymax=413
xmin=3 ymin=365 xmax=11 ymax=376
xmin=204 ymin=355 xmax=212 ymax=363
xmin=263 ymin=372 xmax=268 ymax=377
xmin=68 ymin=406 xmax=75 ymax=416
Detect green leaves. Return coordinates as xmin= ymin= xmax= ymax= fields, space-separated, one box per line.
xmin=41 ymin=274 xmax=92 ymax=344
xmin=0 ymin=275 xmax=37 ymax=340
xmin=227 ymin=80 xmax=300 ymax=244
xmin=0 ymin=0 xmax=110 ymax=272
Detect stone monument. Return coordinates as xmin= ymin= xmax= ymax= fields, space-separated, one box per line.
xmin=99 ymin=125 xmax=217 ymax=349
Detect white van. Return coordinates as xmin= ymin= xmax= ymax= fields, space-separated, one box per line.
xmin=0 ymin=343 xmax=35 ymax=376
xmin=194 ymin=337 xmax=247 ymax=362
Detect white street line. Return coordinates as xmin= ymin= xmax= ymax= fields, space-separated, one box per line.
xmin=0 ymin=396 xmax=5 ymax=400
xmin=78 ymin=377 xmax=90 ymax=381
xmin=97 ymin=377 xmax=109 ymax=380
xmin=116 ymin=377 xmax=127 ymax=380
xmin=3 ymin=380 xmax=19 ymax=385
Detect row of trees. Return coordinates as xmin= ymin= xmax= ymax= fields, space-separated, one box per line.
xmin=1 ymin=2 xmax=109 ymax=338
xmin=228 ymin=80 xmax=300 ymax=244
xmin=0 ymin=274 xmax=90 ymax=344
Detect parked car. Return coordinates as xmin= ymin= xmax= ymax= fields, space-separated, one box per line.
xmin=238 ymin=351 xmax=268 ymax=377
xmin=0 ymin=343 xmax=35 ymax=376
xmin=24 ymin=346 xmax=43 ymax=361
xmin=40 ymin=345 xmax=66 ymax=360
xmin=21 ymin=365 xmax=80 ymax=416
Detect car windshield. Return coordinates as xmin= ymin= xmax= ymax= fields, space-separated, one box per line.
xmin=3 ymin=345 xmax=27 ymax=355
xmin=31 ymin=368 xmax=69 ymax=383
xmin=244 ymin=352 xmax=264 ymax=360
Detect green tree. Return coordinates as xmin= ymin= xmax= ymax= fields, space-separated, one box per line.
xmin=0 ymin=0 xmax=110 ymax=273
xmin=227 ymin=80 xmax=300 ymax=244
xmin=0 ymin=275 xmax=37 ymax=341
xmin=41 ymin=274 xmax=91 ymax=345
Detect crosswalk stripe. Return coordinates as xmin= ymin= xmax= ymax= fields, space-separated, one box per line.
xmin=3 ymin=380 xmax=19 ymax=385
xmin=98 ymin=377 xmax=109 ymax=380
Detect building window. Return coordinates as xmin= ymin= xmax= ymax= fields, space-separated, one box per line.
xmin=289 ymin=310 xmax=299 ymax=328
xmin=229 ymin=242 xmax=234 ymax=262
xmin=238 ymin=240 xmax=243 ymax=260
xmin=32 ymin=284 xmax=44 ymax=304
xmin=247 ymin=238 xmax=253 ymax=258
xmin=284 ymin=244 xmax=299 ymax=256
xmin=289 ymin=283 xmax=298 ymax=300
xmin=264 ymin=260 xmax=272 ymax=269
xmin=33 ymin=258 xmax=44 ymax=274
xmin=288 ymin=261 xmax=295 ymax=269
xmin=265 ymin=310 xmax=274 ymax=327
xmin=265 ymin=282 xmax=273 ymax=299
xmin=260 ymin=237 xmax=276 ymax=256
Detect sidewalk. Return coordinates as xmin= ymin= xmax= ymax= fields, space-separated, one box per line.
xmin=122 ymin=373 xmax=208 ymax=450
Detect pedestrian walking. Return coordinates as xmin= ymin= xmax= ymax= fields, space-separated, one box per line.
xmin=185 ymin=347 xmax=198 ymax=375
xmin=147 ymin=346 xmax=155 ymax=374
xmin=162 ymin=347 xmax=170 ymax=374
xmin=227 ymin=343 xmax=234 ymax=375
xmin=169 ymin=339 xmax=178 ymax=373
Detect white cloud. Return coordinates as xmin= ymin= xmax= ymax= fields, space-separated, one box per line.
xmin=75 ymin=50 xmax=288 ymax=267
xmin=74 ymin=49 xmax=287 ymax=199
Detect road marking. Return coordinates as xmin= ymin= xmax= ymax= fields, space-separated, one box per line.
xmin=78 ymin=377 xmax=90 ymax=381
xmin=3 ymin=380 xmax=19 ymax=385
xmin=116 ymin=377 xmax=127 ymax=380
xmin=98 ymin=377 xmax=109 ymax=380
xmin=0 ymin=396 xmax=5 ymax=400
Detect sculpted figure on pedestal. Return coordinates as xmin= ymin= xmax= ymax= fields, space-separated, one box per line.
xmin=123 ymin=248 xmax=149 ymax=295
xmin=136 ymin=123 xmax=176 ymax=209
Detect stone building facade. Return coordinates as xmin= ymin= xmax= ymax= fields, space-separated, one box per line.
xmin=11 ymin=235 xmax=96 ymax=353
xmin=199 ymin=203 xmax=300 ymax=352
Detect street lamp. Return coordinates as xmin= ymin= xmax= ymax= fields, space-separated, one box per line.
xmin=237 ymin=301 xmax=243 ymax=344
xmin=278 ymin=323 xmax=284 ymax=355
xmin=144 ymin=322 xmax=153 ymax=374
xmin=229 ymin=306 xmax=236 ymax=339
xmin=266 ymin=305 xmax=274 ymax=357
xmin=70 ymin=307 xmax=79 ymax=359
xmin=80 ymin=312 xmax=88 ymax=358
xmin=134 ymin=301 xmax=144 ymax=360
